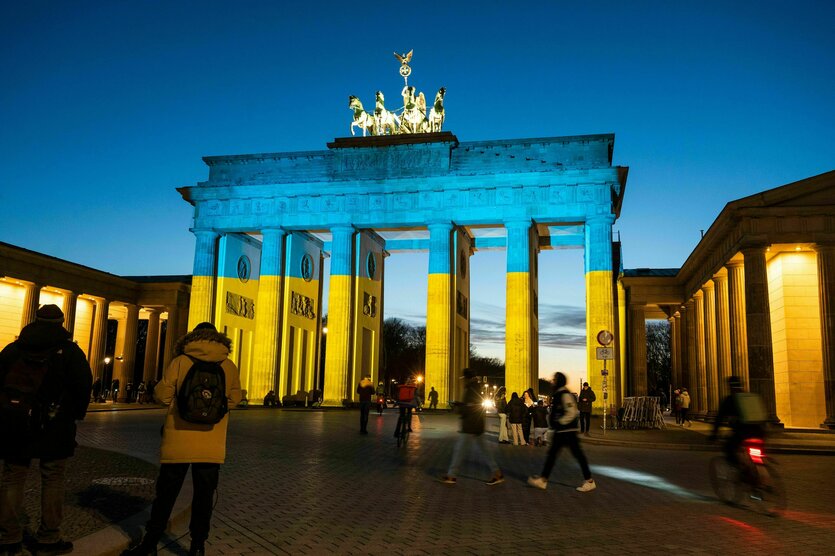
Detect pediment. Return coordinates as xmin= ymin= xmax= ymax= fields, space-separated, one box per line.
xmin=731 ymin=170 xmax=835 ymax=210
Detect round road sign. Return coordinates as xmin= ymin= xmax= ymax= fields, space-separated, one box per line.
xmin=597 ymin=329 xmax=614 ymax=346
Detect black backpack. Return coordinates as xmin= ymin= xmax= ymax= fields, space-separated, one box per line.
xmin=176 ymin=356 xmax=228 ymax=424
xmin=0 ymin=342 xmax=65 ymax=434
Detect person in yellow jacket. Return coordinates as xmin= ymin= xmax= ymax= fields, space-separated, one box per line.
xmin=123 ymin=322 xmax=241 ymax=556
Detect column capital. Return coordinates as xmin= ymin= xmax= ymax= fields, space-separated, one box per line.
xmin=190 ymin=228 xmax=219 ymax=238
xmin=427 ymin=221 xmax=454 ymax=233
xmin=329 ymin=224 xmax=355 ymax=234
xmin=260 ymin=227 xmax=286 ymax=238
xmin=740 ymin=244 xmax=770 ymax=258
xmin=725 ymin=259 xmax=744 ymax=270
xmin=813 ymin=242 xmax=835 ymax=253
xmin=701 ymin=282 xmax=715 ymax=293
xmin=711 ymin=273 xmax=728 ymax=286
xmin=692 ymin=290 xmax=704 ymax=300
xmin=503 ymin=218 xmax=533 ymax=230
xmin=586 ymin=213 xmax=615 ymax=226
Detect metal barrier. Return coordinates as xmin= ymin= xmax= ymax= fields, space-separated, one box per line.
xmin=620 ymin=396 xmax=666 ymax=429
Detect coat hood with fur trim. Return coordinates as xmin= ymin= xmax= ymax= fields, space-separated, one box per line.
xmin=174 ymin=328 xmax=232 ymax=363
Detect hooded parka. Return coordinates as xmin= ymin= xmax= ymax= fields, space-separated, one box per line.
xmin=0 ymin=321 xmax=92 ymax=460
xmin=155 ymin=328 xmax=242 ymax=464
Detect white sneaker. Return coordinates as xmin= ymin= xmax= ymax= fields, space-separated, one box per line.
xmin=527 ymin=475 xmax=548 ymax=490
xmin=576 ymin=479 xmax=597 ymax=492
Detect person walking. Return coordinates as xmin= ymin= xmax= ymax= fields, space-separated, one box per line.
xmin=679 ymin=388 xmax=691 ymax=427
xmin=673 ymin=389 xmax=682 ymax=424
xmin=578 ymin=382 xmax=596 ymax=436
xmin=506 ymin=392 xmax=526 ymax=446
xmin=0 ymin=304 xmax=93 ymax=556
xmin=527 ymin=372 xmax=596 ymax=492
xmin=136 ymin=381 xmax=147 ymax=404
xmin=122 ymin=322 xmax=241 ymax=556
xmin=356 ymin=374 xmax=374 ymax=435
xmin=427 ymin=386 xmax=439 ymax=410
xmin=495 ymin=392 xmax=510 ymax=444
xmin=91 ymin=377 xmax=102 ymax=403
xmin=110 ymin=378 xmax=120 ymax=403
xmin=522 ymin=388 xmax=535 ymax=445
xmin=438 ymin=369 xmax=504 ymax=485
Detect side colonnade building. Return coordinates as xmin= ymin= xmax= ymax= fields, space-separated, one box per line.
xmin=621 ymin=170 xmax=835 ymax=429
xmin=178 ymin=133 xmax=629 ymax=408
xmin=0 ymin=242 xmax=191 ymax=399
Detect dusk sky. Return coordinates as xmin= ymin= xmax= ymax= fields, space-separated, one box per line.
xmin=2 ymin=1 xmax=833 ymax=383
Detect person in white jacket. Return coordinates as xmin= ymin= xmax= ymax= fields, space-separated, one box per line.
xmin=527 ymin=372 xmax=596 ymax=492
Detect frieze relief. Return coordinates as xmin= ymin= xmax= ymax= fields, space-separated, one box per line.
xmin=226 ymin=292 xmax=255 ymax=319
xmin=362 ymin=292 xmax=378 ymax=318
xmin=496 ymin=189 xmax=514 ymax=205
xmin=335 ymin=148 xmax=446 ymax=174
xmin=290 ymin=291 xmax=316 ymax=320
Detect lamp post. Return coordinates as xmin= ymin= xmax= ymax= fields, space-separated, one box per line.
xmin=103 ymin=356 xmax=112 ymax=401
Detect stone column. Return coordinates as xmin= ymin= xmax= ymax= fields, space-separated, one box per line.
xmin=742 ymin=246 xmax=780 ymax=424
xmin=693 ymin=291 xmax=706 ymax=416
xmin=143 ymin=309 xmax=161 ymax=382
xmin=816 ymin=244 xmax=835 ymax=429
xmin=585 ymin=215 xmax=616 ymax=402
xmin=89 ymin=299 xmax=110 ymax=382
xmin=670 ymin=314 xmax=680 ymax=389
xmin=713 ymin=272 xmax=733 ymax=402
xmin=685 ymin=300 xmax=697 ymax=395
xmin=188 ymin=230 xmax=219 ymax=330
xmin=505 ymin=220 xmax=538 ymax=398
xmin=425 ymin=222 xmax=454 ymax=406
xmin=61 ymin=291 xmax=78 ymax=338
xmin=673 ymin=311 xmax=684 ymax=389
xmin=21 ymin=282 xmax=42 ymax=328
xmin=116 ymin=304 xmax=139 ymax=402
xmin=253 ymin=228 xmax=286 ymax=397
xmin=323 ymin=225 xmax=355 ymax=406
xmin=726 ymin=261 xmax=749 ymax=387
xmin=162 ymin=306 xmax=180 ymax=372
xmin=702 ymin=282 xmax=719 ymax=418
xmin=629 ymin=303 xmax=647 ymax=396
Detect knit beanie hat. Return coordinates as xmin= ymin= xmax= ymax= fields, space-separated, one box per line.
xmin=36 ymin=304 xmax=65 ymax=323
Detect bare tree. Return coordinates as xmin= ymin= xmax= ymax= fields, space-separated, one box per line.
xmin=646 ymin=320 xmax=671 ymax=393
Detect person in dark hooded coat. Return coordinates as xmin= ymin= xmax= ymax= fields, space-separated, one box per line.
xmin=0 ymin=304 xmax=92 ymax=555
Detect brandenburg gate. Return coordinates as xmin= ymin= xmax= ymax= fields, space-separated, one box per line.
xmin=179 ymin=130 xmax=627 ymax=407
xmin=177 ymin=53 xmax=628 ymax=407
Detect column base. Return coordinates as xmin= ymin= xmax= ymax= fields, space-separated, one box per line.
xmin=703 ymin=411 xmax=718 ymax=423
xmin=322 ymin=398 xmax=351 ymax=408
xmin=820 ymin=419 xmax=835 ymax=430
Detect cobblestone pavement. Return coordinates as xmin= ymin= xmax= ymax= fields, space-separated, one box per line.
xmin=77 ymin=409 xmax=835 ymax=555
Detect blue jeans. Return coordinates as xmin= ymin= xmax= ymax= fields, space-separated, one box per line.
xmin=447 ymin=433 xmax=500 ymax=478
xmin=0 ymin=458 xmax=67 ymax=544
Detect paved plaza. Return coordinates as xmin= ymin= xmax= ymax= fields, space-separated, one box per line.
xmin=67 ymin=408 xmax=835 ymax=555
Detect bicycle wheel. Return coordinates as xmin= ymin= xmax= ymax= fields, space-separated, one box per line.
xmin=749 ymin=463 xmax=787 ymax=517
xmin=709 ymin=456 xmax=743 ymax=505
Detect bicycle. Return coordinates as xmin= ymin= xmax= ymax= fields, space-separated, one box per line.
xmin=394 ymin=403 xmax=413 ymax=448
xmin=709 ymin=437 xmax=786 ymax=516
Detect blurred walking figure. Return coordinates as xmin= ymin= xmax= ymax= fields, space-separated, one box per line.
xmin=527 ymin=372 xmax=596 ymax=492
xmin=357 ymin=375 xmax=374 ymax=435
xmin=506 ymin=392 xmax=526 ymax=446
xmin=578 ymin=382 xmax=596 ymax=436
xmin=495 ymin=391 xmax=510 ymax=444
xmin=673 ymin=389 xmax=682 ymax=424
xmin=438 ymin=369 xmax=504 ymax=485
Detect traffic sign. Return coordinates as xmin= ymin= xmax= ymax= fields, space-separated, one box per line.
xmin=597 ymin=330 xmax=614 ymax=346
xmin=596 ymin=347 xmax=614 ymax=360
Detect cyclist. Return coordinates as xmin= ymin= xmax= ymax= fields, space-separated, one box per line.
xmin=710 ymin=376 xmax=768 ymax=473
xmin=393 ymin=381 xmax=417 ymax=439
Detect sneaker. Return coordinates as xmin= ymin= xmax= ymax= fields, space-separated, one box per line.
xmin=576 ymin=479 xmax=597 ymax=492
xmin=31 ymin=540 xmax=74 ymax=555
xmin=527 ymin=475 xmax=548 ymax=490
xmin=437 ymin=475 xmax=456 ymax=484
xmin=485 ymin=473 xmax=505 ymax=486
